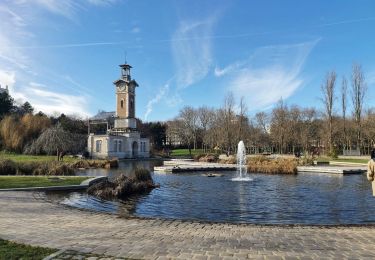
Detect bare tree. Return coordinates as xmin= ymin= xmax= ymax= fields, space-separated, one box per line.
xmin=341 ymin=76 xmax=348 ymax=150
xmin=300 ymin=108 xmax=319 ymax=154
xmin=197 ymin=106 xmax=215 ymax=152
xmin=222 ymin=92 xmax=236 ymax=154
xmin=270 ymin=99 xmax=288 ymax=154
xmin=321 ymin=71 xmax=336 ymax=154
xmin=178 ymin=106 xmax=199 ymax=155
xmin=237 ymin=96 xmax=248 ymax=142
xmin=351 ymin=63 xmax=367 ymax=151
xmin=255 ymin=112 xmax=269 ymax=134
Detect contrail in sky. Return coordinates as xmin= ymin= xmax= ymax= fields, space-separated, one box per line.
xmin=4 ymin=16 xmax=375 ymax=49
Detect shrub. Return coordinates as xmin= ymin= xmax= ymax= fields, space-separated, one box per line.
xmin=0 ymin=159 xmax=17 ymax=175
xmin=16 ymin=162 xmax=39 ymax=175
xmin=134 ymin=168 xmax=152 ymax=182
xmin=47 ymin=163 xmax=75 ymax=176
xmin=32 ymin=162 xmax=75 ymax=176
xmin=219 ymin=156 xmax=236 ymax=164
xmin=71 ymin=160 xmax=91 ymax=169
xmin=328 ymin=148 xmax=338 ymax=159
xmin=194 ymin=153 xmax=206 ymax=161
xmin=247 ymin=157 xmax=297 ymax=175
xmin=196 ymin=153 xmax=219 ymax=163
xmin=88 ymin=171 xmax=158 ymax=200
xmin=298 ymin=154 xmax=315 ymax=166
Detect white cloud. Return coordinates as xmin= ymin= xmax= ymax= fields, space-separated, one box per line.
xmin=0 ymin=0 xmax=107 ymax=117
xmin=214 ymin=61 xmax=244 ymax=77
xmin=0 ymin=70 xmax=16 ymax=90
xmin=0 ymin=71 xmax=90 ymax=117
xmin=144 ymin=83 xmax=169 ymax=121
xmin=23 ymin=83 xmax=91 ymax=117
xmin=33 ymin=0 xmax=81 ymax=20
xmin=87 ymin=0 xmax=118 ymax=6
xmin=171 ymin=16 xmax=217 ymax=89
xmin=33 ymin=0 xmax=117 ymax=19
xmin=219 ymin=40 xmax=319 ymax=111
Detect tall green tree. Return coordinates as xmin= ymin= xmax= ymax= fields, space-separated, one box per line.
xmin=21 ymin=102 xmax=34 ymax=114
xmin=0 ymin=92 xmax=14 ymax=119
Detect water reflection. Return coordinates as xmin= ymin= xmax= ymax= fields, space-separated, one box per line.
xmin=47 ymin=161 xmax=375 ymax=224
xmin=75 ymin=159 xmax=163 ymax=179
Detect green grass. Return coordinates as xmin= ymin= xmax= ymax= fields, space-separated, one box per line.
xmin=0 ymin=152 xmax=79 ymax=163
xmin=0 ymin=176 xmax=89 ymax=189
xmin=333 ymin=158 xmax=368 ymax=164
xmin=316 ymin=157 xmax=368 ymax=164
xmin=0 ymin=238 xmax=56 ymax=260
xmin=170 ymin=149 xmax=204 ymax=157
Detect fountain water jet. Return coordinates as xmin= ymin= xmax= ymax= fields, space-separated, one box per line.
xmin=231 ymin=141 xmax=253 ymax=181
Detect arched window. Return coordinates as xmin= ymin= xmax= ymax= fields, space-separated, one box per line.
xmin=120 ymin=99 xmax=124 ymax=108
xmin=95 ymin=140 xmax=102 ymax=152
xmin=114 ymin=140 xmax=118 ymax=152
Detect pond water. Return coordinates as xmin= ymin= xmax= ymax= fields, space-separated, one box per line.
xmin=46 ymin=160 xmax=375 ymax=225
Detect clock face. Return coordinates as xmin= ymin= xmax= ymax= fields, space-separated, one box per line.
xmin=118 ymin=84 xmax=126 ymax=92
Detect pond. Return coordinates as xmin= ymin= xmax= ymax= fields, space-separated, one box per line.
xmin=46 ymin=160 xmax=375 ymax=225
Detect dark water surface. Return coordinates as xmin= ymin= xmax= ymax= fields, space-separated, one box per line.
xmin=47 ymin=160 xmax=375 ymax=225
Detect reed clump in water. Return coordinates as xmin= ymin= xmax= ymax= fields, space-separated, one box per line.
xmin=87 ymin=168 xmax=158 ymax=200
xmin=247 ymin=156 xmax=298 ymax=175
xmin=194 ymin=153 xmax=219 ymax=163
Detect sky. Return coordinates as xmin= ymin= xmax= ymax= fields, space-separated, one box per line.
xmin=1 ymin=0 xmax=375 ymax=121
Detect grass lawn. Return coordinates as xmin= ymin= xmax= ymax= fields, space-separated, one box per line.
xmin=333 ymin=158 xmax=368 ymax=164
xmin=171 ymin=149 xmax=204 ymax=157
xmin=0 ymin=238 xmax=55 ymax=260
xmin=317 ymin=157 xmax=368 ymax=164
xmin=0 ymin=176 xmax=89 ymax=189
xmin=0 ymin=152 xmax=79 ymax=163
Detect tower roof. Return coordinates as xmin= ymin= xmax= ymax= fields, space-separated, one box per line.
xmin=119 ymin=63 xmax=132 ymax=69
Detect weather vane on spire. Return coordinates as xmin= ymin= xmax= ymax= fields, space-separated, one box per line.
xmin=124 ymin=50 xmax=127 ymax=64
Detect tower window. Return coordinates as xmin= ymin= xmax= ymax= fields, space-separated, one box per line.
xmin=130 ymin=99 xmax=134 ymax=116
xmin=120 ymin=100 xmax=124 ymax=108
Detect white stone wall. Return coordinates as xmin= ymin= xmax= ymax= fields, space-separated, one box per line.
xmin=88 ymin=133 xmax=150 ymax=159
xmin=88 ymin=134 xmax=110 ymax=159
xmin=114 ymin=118 xmax=137 ymax=129
xmin=139 ymin=138 xmax=150 ymax=158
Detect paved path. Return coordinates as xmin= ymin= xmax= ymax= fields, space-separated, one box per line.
xmin=1 ymin=191 xmax=375 ymax=260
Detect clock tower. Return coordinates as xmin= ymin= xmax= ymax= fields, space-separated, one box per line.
xmin=113 ymin=63 xmax=138 ymax=129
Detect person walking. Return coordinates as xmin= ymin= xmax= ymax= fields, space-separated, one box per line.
xmin=367 ymin=145 xmax=375 ymax=196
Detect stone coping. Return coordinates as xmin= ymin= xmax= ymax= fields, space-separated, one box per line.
xmin=1 ymin=191 xmax=375 ymax=259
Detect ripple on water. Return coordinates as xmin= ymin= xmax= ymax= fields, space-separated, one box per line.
xmin=46 ymin=170 xmax=375 ymax=225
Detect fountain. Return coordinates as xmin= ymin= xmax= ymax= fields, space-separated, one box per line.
xmin=232 ymin=140 xmax=253 ymax=181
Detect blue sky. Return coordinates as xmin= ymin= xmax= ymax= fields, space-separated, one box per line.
xmin=1 ymin=0 xmax=375 ymax=121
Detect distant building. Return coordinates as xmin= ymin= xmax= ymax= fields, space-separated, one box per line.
xmin=0 ymin=85 xmax=9 ymax=94
xmin=88 ymin=63 xmax=150 ymax=159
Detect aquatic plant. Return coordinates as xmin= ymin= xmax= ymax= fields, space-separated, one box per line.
xmin=88 ymin=169 xmax=158 ymax=199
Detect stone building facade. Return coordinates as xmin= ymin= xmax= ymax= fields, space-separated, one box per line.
xmin=88 ymin=63 xmax=150 ymax=159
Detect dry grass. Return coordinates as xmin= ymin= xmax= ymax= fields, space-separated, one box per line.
xmin=71 ymin=158 xmax=118 ymax=169
xmin=0 ymin=158 xmax=119 ymax=176
xmin=219 ymin=156 xmax=236 ymax=164
xmin=88 ymin=169 xmax=157 ymax=199
xmin=195 ymin=153 xmax=219 ymax=163
xmin=247 ymin=156 xmax=298 ymax=175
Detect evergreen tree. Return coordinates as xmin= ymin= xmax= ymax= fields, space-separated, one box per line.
xmin=0 ymin=92 xmax=14 ymax=119
xmin=21 ymin=102 xmax=34 ymax=114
